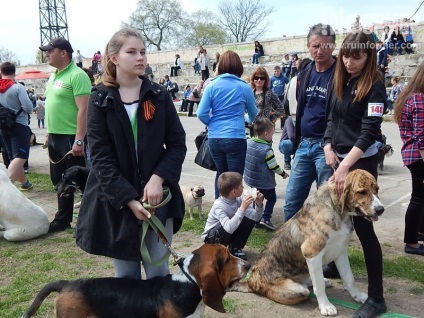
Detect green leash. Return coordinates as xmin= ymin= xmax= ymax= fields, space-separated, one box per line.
xmin=309 ymin=293 xmax=416 ymax=318
xmin=139 ymin=187 xmax=181 ymax=267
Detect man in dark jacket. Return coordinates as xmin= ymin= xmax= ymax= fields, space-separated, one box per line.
xmin=283 ymin=23 xmax=337 ymax=222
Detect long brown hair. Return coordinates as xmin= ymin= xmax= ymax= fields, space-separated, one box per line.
xmin=393 ymin=63 xmax=424 ymax=123
xmin=334 ymin=32 xmax=380 ymax=102
xmin=102 ymin=28 xmax=145 ymax=88
xmin=250 ymin=66 xmax=270 ymax=91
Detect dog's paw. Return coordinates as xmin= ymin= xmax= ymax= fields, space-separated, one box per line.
xmin=353 ymin=292 xmax=368 ymax=303
xmin=319 ymin=302 xmax=338 ymax=316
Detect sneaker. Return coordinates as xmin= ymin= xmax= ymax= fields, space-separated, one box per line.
xmin=230 ymin=247 xmax=247 ymax=260
xmin=254 ymin=222 xmax=261 ymax=229
xmin=353 ymin=297 xmax=387 ymax=318
xmin=284 ymin=163 xmax=291 ymax=170
xmin=259 ymin=218 xmax=276 ymax=231
xmin=404 ymin=244 xmax=424 ymax=256
xmin=48 ymin=220 xmax=71 ymax=233
xmin=20 ymin=181 xmax=33 ymax=191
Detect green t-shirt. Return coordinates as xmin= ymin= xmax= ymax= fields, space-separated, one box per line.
xmin=45 ymin=61 xmax=91 ymax=134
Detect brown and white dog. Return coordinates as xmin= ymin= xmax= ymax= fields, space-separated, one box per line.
xmin=180 ymin=185 xmax=205 ymax=220
xmin=232 ymin=169 xmax=384 ymax=316
xmin=0 ymin=164 xmax=49 ymax=241
xmin=22 ymin=244 xmax=250 ymax=318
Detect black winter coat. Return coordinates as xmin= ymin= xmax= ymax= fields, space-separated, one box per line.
xmin=76 ymin=78 xmax=187 ymax=261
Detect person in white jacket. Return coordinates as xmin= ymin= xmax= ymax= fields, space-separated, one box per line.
xmin=201 ymin=172 xmax=264 ymax=260
xmin=199 ymin=49 xmax=210 ymax=81
xmin=170 ymin=54 xmax=184 ymax=76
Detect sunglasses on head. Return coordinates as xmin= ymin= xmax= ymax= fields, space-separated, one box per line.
xmin=253 ymin=76 xmax=266 ymax=81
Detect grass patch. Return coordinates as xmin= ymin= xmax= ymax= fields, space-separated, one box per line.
xmin=3 ymin=198 xmax=424 ymax=316
xmin=24 ymin=171 xmax=54 ymax=192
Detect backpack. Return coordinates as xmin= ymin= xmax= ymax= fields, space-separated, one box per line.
xmin=0 ymin=104 xmax=23 ymax=131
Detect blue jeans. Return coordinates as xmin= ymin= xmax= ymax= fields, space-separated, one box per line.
xmin=386 ymin=98 xmax=393 ymax=111
xmin=257 ymin=188 xmax=277 ymax=220
xmin=252 ymin=52 xmax=263 ymax=64
xmin=283 ymin=137 xmax=332 ymax=222
xmin=209 ymin=138 xmax=247 ymax=198
xmin=113 ymin=218 xmax=173 ymax=280
xmin=279 ymin=139 xmax=294 ymax=164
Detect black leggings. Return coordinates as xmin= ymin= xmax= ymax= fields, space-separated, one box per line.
xmin=48 ymin=134 xmax=86 ymax=224
xmin=340 ymin=153 xmax=384 ymax=301
xmin=404 ymin=160 xmax=424 ymax=244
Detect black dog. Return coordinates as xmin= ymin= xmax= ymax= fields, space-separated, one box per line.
xmin=378 ymin=144 xmax=394 ymax=174
xmin=54 ymin=166 xmax=89 ymax=198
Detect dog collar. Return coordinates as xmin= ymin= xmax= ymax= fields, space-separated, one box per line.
xmin=176 ymin=258 xmax=198 ymax=287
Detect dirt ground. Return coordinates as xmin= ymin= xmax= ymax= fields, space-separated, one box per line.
xmin=21 ymin=189 xmax=423 ymax=318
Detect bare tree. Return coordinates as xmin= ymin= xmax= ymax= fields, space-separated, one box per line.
xmin=125 ymin=0 xmax=184 ymax=51
xmin=0 ymin=47 xmax=20 ymax=65
xmin=179 ymin=10 xmax=228 ymax=48
xmin=217 ymin=0 xmax=273 ymax=42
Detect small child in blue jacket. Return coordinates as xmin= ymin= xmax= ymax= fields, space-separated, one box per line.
xmin=244 ymin=118 xmax=288 ymax=230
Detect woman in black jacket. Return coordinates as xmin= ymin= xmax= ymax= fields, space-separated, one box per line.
xmin=75 ymin=28 xmax=187 ymax=280
xmin=323 ymin=32 xmax=387 ymax=318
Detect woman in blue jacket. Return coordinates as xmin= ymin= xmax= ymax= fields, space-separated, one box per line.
xmin=197 ymin=50 xmax=257 ymax=198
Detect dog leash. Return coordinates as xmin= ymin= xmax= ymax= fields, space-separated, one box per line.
xmin=308 ymin=293 xmax=414 ymax=318
xmin=139 ymin=188 xmax=198 ymax=286
xmin=139 ymin=188 xmax=182 ymax=265
xmin=48 ymin=149 xmax=89 ymax=167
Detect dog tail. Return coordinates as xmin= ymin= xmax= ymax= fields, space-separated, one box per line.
xmin=21 ymin=280 xmax=68 ymax=318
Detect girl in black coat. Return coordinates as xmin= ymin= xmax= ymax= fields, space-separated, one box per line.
xmin=75 ymin=28 xmax=187 ymax=280
xmin=324 ymin=32 xmax=387 ymax=318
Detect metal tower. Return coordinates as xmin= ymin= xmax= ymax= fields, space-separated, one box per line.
xmin=39 ymin=0 xmax=69 ymax=48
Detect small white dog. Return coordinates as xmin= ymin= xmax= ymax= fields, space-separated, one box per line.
xmin=180 ymin=185 xmax=205 ymax=220
xmin=0 ymin=164 xmax=49 ymax=241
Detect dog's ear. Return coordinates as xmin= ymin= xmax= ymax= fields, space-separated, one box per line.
xmin=190 ymin=187 xmax=194 ymax=191
xmin=198 ymin=268 xmax=226 ymax=313
xmin=339 ymin=178 xmax=352 ymax=214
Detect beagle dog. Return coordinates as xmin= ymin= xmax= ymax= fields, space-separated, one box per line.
xmin=232 ymin=169 xmax=384 ymax=316
xmin=22 ymin=244 xmax=250 ymax=318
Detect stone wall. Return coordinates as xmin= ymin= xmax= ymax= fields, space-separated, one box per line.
xmin=16 ymin=21 xmax=424 ymax=94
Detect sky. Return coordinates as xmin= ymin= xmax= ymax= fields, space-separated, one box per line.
xmin=0 ymin=0 xmax=421 ymax=66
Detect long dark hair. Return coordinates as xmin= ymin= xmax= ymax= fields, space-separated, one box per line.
xmin=393 ymin=63 xmax=424 ymax=123
xmin=334 ymin=32 xmax=380 ymax=102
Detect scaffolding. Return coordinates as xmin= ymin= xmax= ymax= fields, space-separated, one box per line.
xmin=39 ymin=0 xmax=69 ymax=61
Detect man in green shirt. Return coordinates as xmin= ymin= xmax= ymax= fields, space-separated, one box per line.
xmin=40 ymin=38 xmax=91 ymax=233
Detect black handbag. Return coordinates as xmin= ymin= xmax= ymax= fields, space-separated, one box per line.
xmin=194 ymin=131 xmax=217 ymax=171
xmin=0 ymin=104 xmax=23 ymax=131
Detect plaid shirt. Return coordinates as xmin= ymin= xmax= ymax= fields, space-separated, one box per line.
xmin=398 ymin=93 xmax=424 ymax=166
